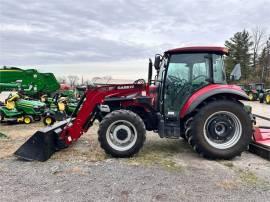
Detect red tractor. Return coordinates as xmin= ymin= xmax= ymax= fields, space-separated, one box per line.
xmin=15 ymin=46 xmax=270 ymax=161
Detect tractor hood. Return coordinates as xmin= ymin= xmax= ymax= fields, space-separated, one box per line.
xmin=16 ymin=99 xmax=46 ymax=107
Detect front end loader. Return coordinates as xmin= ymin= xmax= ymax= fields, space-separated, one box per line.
xmin=14 ymin=46 xmax=270 ymax=161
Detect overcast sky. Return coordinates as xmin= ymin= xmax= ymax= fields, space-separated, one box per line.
xmin=0 ymin=0 xmax=269 ymax=80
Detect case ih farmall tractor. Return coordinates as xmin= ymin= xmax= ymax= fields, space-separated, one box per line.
xmin=15 ymin=47 xmax=270 ymax=161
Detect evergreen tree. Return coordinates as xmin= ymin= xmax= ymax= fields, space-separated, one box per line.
xmin=259 ymin=37 xmax=270 ymax=82
xmin=224 ymin=30 xmax=253 ymax=81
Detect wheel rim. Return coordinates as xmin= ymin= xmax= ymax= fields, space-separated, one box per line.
xmin=45 ymin=117 xmax=52 ymax=125
xmin=24 ymin=117 xmax=31 ymax=124
xmin=106 ymin=120 xmax=137 ymax=151
xmin=248 ymin=93 xmax=253 ymax=100
xmin=203 ymin=111 xmax=242 ymax=150
xmin=266 ymin=95 xmax=270 ymax=103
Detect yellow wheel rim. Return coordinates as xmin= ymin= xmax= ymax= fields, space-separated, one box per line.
xmin=266 ymin=95 xmax=270 ymax=104
xmin=24 ymin=117 xmax=31 ymax=124
xmin=45 ymin=117 xmax=52 ymax=125
xmin=248 ymin=93 xmax=254 ymax=100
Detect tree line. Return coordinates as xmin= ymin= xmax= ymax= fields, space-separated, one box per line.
xmin=225 ymin=27 xmax=270 ymax=85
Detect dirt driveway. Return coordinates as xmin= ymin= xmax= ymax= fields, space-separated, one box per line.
xmin=0 ymin=101 xmax=269 ymax=201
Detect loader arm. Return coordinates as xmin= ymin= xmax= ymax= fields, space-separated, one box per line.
xmin=60 ymin=84 xmax=146 ymax=145
xmin=14 ymin=84 xmax=146 ymax=161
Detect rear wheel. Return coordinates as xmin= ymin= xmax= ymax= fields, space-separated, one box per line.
xmin=185 ymin=100 xmax=252 ymax=159
xmin=23 ymin=115 xmax=33 ymax=124
xmin=98 ymin=110 xmax=146 ymax=157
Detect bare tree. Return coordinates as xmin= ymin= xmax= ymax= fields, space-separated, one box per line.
xmin=252 ymin=26 xmax=266 ymax=69
xmin=67 ymin=75 xmax=79 ymax=87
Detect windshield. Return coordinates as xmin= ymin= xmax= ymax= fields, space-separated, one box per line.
xmin=255 ymin=84 xmax=263 ymax=90
xmin=168 ymin=53 xmax=211 ymax=85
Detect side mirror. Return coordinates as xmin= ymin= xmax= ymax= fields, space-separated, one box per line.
xmin=148 ymin=59 xmax=153 ymax=84
xmin=230 ymin=64 xmax=241 ymax=81
xmin=154 ymin=55 xmax=161 ymax=70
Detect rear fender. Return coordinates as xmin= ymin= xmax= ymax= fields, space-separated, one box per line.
xmin=180 ymin=84 xmax=249 ymax=118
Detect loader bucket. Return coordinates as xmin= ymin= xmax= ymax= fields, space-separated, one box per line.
xmin=14 ymin=119 xmax=69 ymax=161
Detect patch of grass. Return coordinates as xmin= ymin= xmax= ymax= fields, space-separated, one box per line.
xmin=237 ymin=169 xmax=270 ymax=190
xmin=128 ymin=153 xmax=183 ymax=172
xmin=239 ymin=169 xmax=259 ymax=185
xmin=0 ymin=132 xmax=8 ymax=139
xmin=127 ymin=139 xmax=188 ymax=172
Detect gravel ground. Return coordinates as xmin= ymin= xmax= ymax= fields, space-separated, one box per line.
xmin=0 ymin=101 xmax=269 ymax=201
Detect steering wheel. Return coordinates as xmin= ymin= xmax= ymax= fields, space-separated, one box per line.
xmin=167 ymin=75 xmax=188 ymax=87
xmin=192 ymin=75 xmax=208 ymax=81
xmin=167 ymin=75 xmax=181 ymax=83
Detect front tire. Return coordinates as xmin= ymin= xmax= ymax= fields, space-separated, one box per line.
xmin=98 ymin=110 xmax=146 ymax=158
xmin=43 ymin=115 xmax=56 ymax=126
xmin=23 ymin=115 xmax=34 ymax=124
xmin=185 ymin=100 xmax=252 ymax=159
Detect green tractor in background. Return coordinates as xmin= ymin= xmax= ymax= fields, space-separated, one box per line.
xmin=41 ymin=93 xmax=77 ymax=126
xmin=245 ymin=83 xmax=265 ymax=102
xmin=0 ymin=93 xmax=46 ymax=124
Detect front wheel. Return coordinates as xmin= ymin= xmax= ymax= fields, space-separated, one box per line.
xmin=98 ymin=110 xmax=146 ymax=157
xmin=43 ymin=115 xmax=56 ymax=126
xmin=185 ymin=100 xmax=252 ymax=159
xmin=23 ymin=115 xmax=34 ymax=124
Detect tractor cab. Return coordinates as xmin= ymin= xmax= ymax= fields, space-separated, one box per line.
xmin=149 ymin=47 xmax=228 ymax=120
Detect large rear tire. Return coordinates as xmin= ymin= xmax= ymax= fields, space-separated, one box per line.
xmin=185 ymin=100 xmax=252 ymax=159
xmin=98 ymin=110 xmax=146 ymax=158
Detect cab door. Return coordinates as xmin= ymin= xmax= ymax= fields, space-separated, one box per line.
xmin=163 ymin=53 xmax=211 ymax=119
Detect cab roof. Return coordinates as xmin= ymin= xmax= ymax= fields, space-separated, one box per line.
xmin=165 ymin=46 xmax=228 ymax=55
